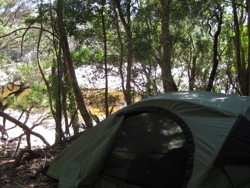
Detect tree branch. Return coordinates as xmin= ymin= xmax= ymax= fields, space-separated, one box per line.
xmin=0 ymin=26 xmax=58 ymax=39
xmin=0 ymin=111 xmax=50 ymax=147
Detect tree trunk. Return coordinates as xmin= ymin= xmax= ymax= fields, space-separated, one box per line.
xmin=101 ymin=0 xmax=109 ymax=117
xmin=38 ymin=27 xmax=63 ymax=143
xmin=51 ymin=59 xmax=63 ymax=144
xmin=62 ymin=61 xmax=69 ymax=136
xmin=232 ymin=0 xmax=247 ymax=95
xmin=112 ymin=2 xmax=126 ymax=104
xmin=188 ymin=56 xmax=197 ymax=90
xmin=71 ymin=101 xmax=80 ymax=134
xmin=60 ymin=36 xmax=93 ymax=129
xmin=66 ymin=74 xmax=80 ymax=135
xmin=206 ymin=5 xmax=222 ymax=91
xmin=160 ymin=0 xmax=178 ymax=92
xmin=56 ymin=56 xmax=63 ymax=143
xmin=247 ymin=0 xmax=250 ymax=95
xmin=116 ymin=0 xmax=133 ymax=105
xmin=56 ymin=0 xmax=93 ymax=129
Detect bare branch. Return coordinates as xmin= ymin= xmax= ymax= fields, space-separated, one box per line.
xmin=0 ymin=26 xmax=58 ymax=39
xmin=0 ymin=111 xmax=50 ymax=147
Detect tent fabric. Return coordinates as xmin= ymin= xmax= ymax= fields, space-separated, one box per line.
xmin=214 ymin=115 xmax=250 ymax=167
xmin=45 ymin=91 xmax=250 ymax=188
xmin=201 ymin=165 xmax=250 ymax=188
xmin=48 ymin=116 xmax=125 ymax=187
xmin=126 ymin=153 xmax=185 ymax=187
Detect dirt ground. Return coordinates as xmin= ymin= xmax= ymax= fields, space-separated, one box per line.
xmin=0 ymin=138 xmax=79 ymax=188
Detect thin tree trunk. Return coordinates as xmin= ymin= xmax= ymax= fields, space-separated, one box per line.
xmin=55 ymin=49 xmax=63 ymax=143
xmin=112 ymin=2 xmax=126 ymax=103
xmin=101 ymin=1 xmax=109 ymax=117
xmin=247 ymin=0 xmax=250 ymax=95
xmin=56 ymin=0 xmax=93 ymax=129
xmin=160 ymin=0 xmax=177 ymax=92
xmin=65 ymin=73 xmax=79 ymax=134
xmin=206 ymin=5 xmax=222 ymax=91
xmin=23 ymin=107 xmax=32 ymax=149
xmin=37 ymin=23 xmax=63 ymax=143
xmin=232 ymin=0 xmax=246 ymax=95
xmin=116 ymin=0 xmax=133 ymax=105
xmin=60 ymin=36 xmax=93 ymax=129
xmin=188 ymin=56 xmax=197 ymax=90
xmin=70 ymin=100 xmax=80 ymax=134
xmin=62 ymin=61 xmax=70 ymax=136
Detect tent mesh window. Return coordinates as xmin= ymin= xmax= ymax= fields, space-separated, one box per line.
xmin=101 ymin=110 xmax=189 ymax=188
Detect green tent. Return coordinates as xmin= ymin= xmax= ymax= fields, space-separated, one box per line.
xmin=44 ymin=91 xmax=250 ymax=188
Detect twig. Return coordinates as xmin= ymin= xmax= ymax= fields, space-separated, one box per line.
xmin=14 ymin=181 xmax=24 ymax=188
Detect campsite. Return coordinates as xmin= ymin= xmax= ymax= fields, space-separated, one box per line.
xmin=1 ymin=0 xmax=250 ymax=188
xmin=1 ymin=91 xmax=250 ymax=188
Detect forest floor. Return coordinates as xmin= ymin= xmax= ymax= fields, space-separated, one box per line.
xmin=0 ymin=136 xmax=81 ymax=188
